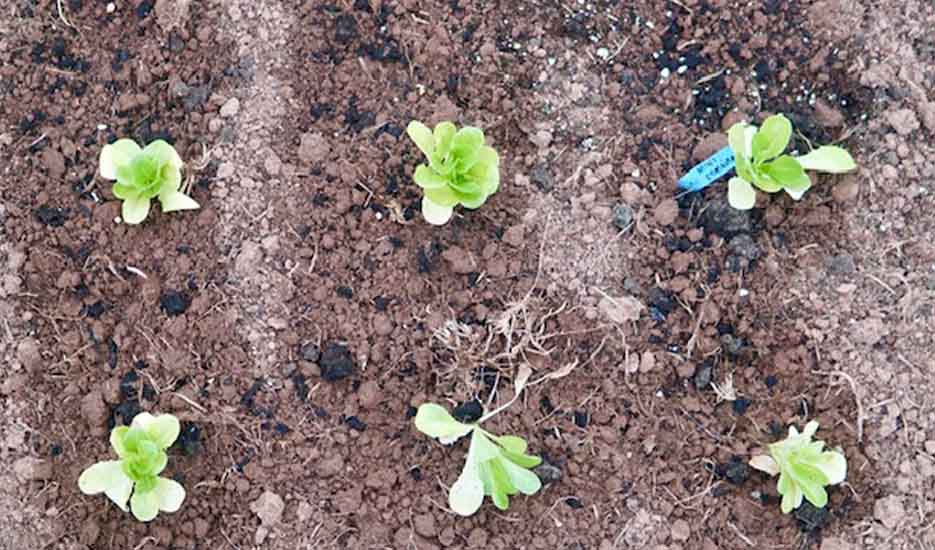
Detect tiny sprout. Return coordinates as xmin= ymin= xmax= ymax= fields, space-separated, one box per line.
xmin=414 ymin=367 xmax=541 ymax=516
xmin=99 ymin=139 xmax=200 ymax=224
xmin=78 ymin=413 xmax=186 ymax=522
xmin=749 ymin=420 xmax=847 ymax=514
xmin=727 ymin=114 xmax=857 ymax=210
xmin=406 ymin=120 xmax=500 ymax=225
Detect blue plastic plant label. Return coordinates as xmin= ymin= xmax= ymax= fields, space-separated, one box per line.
xmin=678 ymin=146 xmax=736 ymax=192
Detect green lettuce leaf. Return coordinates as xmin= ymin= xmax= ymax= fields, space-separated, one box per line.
xmin=751 ymin=114 xmax=792 ymax=162
xmin=98 ymin=138 xmax=199 ymax=224
xmin=749 ymin=420 xmax=847 ymax=514
xmin=406 ymin=120 xmax=500 ymax=225
xmin=797 ymin=146 xmax=857 ymax=174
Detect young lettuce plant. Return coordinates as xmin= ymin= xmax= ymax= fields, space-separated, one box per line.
xmin=727 ymin=114 xmax=857 ymax=210
xmin=78 ymin=413 xmax=186 ymax=522
xmin=414 ymin=367 xmax=541 ymax=515
xmin=749 ymin=420 xmax=847 ymax=514
xmin=406 ymin=120 xmax=500 ymax=225
xmin=99 ymin=139 xmax=200 ymax=224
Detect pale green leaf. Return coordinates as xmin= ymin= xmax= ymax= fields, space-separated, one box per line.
xmin=100 ymin=139 xmax=142 ymax=180
xmin=130 ymin=412 xmax=157 ymax=430
xmin=782 ymin=172 xmax=813 ymax=200
xmin=501 ymin=449 xmax=542 ymax=469
xmin=131 ymin=413 xmax=180 ymax=450
xmin=501 ymin=458 xmax=542 ymax=495
xmin=751 ymin=114 xmax=792 ymax=162
xmin=456 ymin=189 xmax=489 ymax=210
xmin=121 ymin=196 xmax=151 ymax=224
xmin=749 ymin=454 xmax=779 ymax=476
xmin=728 ymin=123 xmax=756 ymax=160
xmin=815 ymin=451 xmax=847 ymax=485
xmin=797 ymin=146 xmax=857 ymax=174
xmin=406 ymin=121 xmax=435 ymax=159
xmin=433 ymin=122 xmax=457 ymax=152
xmin=413 ymin=165 xmax=448 ymax=189
xmin=414 ymin=404 xmax=472 ymax=442
xmin=142 ymin=140 xmax=183 ymax=171
xmin=421 ymin=197 xmax=454 ymax=226
xmin=496 ymin=435 xmax=528 ymax=455
xmin=802 ymin=421 xmax=820 ymax=439
xmin=790 ymin=461 xmax=830 ymax=490
xmin=113 ymin=182 xmax=139 ymax=200
xmin=110 ymin=426 xmax=129 ymax=458
xmin=495 ymin=435 xmax=542 ymax=469
xmin=466 ymin=146 xmax=500 ymax=196
xmin=761 ymin=155 xmax=808 ymax=190
xmin=451 ymin=127 xmax=485 ymax=169
xmin=728 ymin=177 xmax=756 ymax=210
xmin=78 ymin=460 xmax=133 ymax=511
xmin=483 ymin=165 xmax=500 ymax=196
xmin=477 ymin=458 xmax=494 ymax=496
xmin=424 ymin=185 xmax=459 ymax=208
xmin=449 ymin=459 xmax=484 ymax=516
xmin=793 ymin=462 xmax=829 ymax=509
xmin=488 ymin=461 xmax=515 ymax=510
xmin=152 ymin=451 xmax=168 ymax=476
xmin=764 ymin=420 xmax=846 ymax=514
xmin=130 ymin=488 xmax=160 ymax=522
xmin=470 ymin=431 xmax=502 ymax=463
xmin=157 ymin=164 xmax=183 ymax=196
xmin=116 ymin=155 xmax=159 ymax=196
xmin=779 ymin=473 xmax=803 ymax=513
xmin=158 ymin=191 xmax=200 ymax=213
xmin=154 ymin=477 xmax=186 ymax=513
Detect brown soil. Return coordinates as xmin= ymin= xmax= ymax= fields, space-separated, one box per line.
xmin=2 ymin=1 xmax=932 ymax=550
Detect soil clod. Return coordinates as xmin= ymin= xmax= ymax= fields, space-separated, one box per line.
xmin=452 ymin=399 xmax=483 ymax=423
xmin=716 ymin=456 xmax=751 ymax=485
xmin=292 ymin=373 xmax=309 ymax=401
xmin=175 ymin=422 xmax=201 ymax=456
xmin=83 ymin=300 xmax=109 ymax=319
xmin=111 ymin=399 xmax=141 ymax=427
xmin=299 ymin=343 xmax=320 ymax=362
xmin=699 ymin=197 xmax=756 ymax=239
xmin=728 ymin=234 xmax=761 ymax=262
xmin=612 ymin=203 xmax=634 ymax=229
xmin=534 ymin=459 xmax=563 ymax=485
xmin=825 ymin=253 xmax=857 ymax=275
xmin=647 ymin=287 xmax=675 ymax=320
xmin=334 ymin=14 xmax=359 ymax=44
xmin=35 ymin=206 xmax=69 ymax=227
xmin=159 ymin=290 xmax=190 ymax=316
xmin=119 ymin=370 xmax=139 ymax=400
xmin=319 ymin=343 xmax=355 ymax=381
xmin=732 ymin=397 xmax=751 ymax=415
xmin=345 ymin=416 xmax=367 ymax=431
xmin=693 ymin=360 xmax=714 ymax=390
xmin=530 ymin=163 xmax=553 ymax=191
xmin=564 ymin=496 xmax=584 ymax=509
xmin=721 ymin=333 xmax=745 ymax=356
xmin=795 ymin=501 xmax=831 ymax=532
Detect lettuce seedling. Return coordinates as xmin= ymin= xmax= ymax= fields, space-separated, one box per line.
xmin=78 ymin=413 xmax=186 ymax=522
xmin=749 ymin=420 xmax=847 ymax=514
xmin=406 ymin=120 xmax=500 ymax=225
xmin=727 ymin=114 xmax=857 ymax=210
xmin=99 ymin=139 xmax=200 ymax=224
xmin=414 ymin=368 xmax=541 ymax=515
